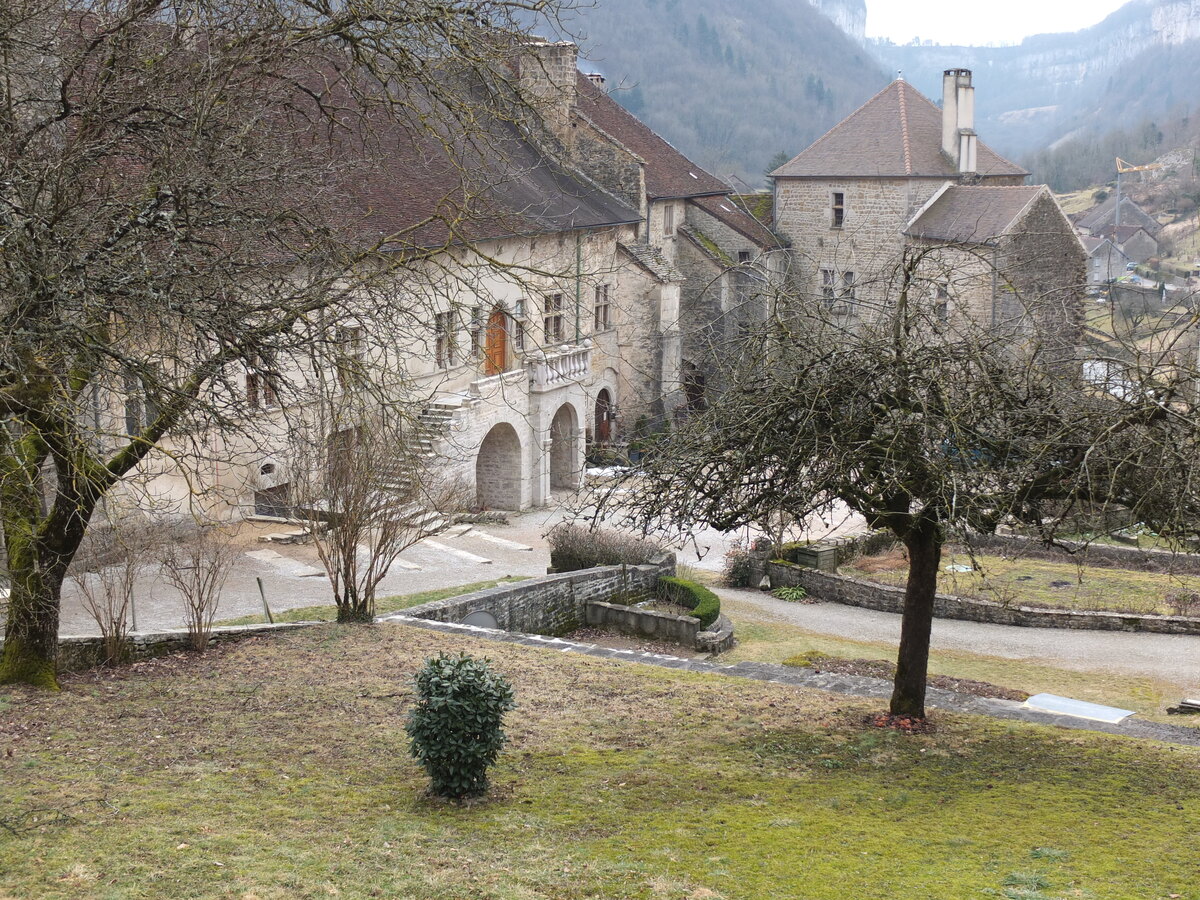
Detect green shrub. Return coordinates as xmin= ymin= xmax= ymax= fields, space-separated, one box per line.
xmin=405 ymin=652 xmax=515 ymax=799
xmin=658 ymin=576 xmax=720 ymax=628
xmin=547 ymin=523 xmax=665 ymax=572
xmin=772 ymin=585 xmax=808 ymax=602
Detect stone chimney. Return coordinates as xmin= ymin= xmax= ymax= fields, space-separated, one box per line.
xmin=941 ymin=68 xmax=978 ymax=175
xmin=516 ymin=40 xmax=579 ymax=150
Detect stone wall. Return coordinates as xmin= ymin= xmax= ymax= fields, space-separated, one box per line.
xmin=27 ymin=622 xmax=317 ymax=675
xmin=586 ymin=601 xmax=699 ymax=645
xmin=400 ymin=562 xmax=668 ymax=636
xmin=756 ymin=559 xmax=1200 ymax=634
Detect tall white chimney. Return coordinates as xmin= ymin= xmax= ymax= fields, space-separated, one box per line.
xmin=942 ymin=68 xmax=977 ymax=175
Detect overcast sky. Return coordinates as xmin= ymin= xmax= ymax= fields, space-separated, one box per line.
xmin=865 ymin=0 xmax=1134 ymax=46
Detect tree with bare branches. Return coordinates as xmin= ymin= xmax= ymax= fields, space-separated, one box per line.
xmin=593 ymin=249 xmax=1200 ymax=719
xmin=0 ymin=0 xmax=575 ymax=687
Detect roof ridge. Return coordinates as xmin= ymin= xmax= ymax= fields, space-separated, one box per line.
xmin=898 ymin=82 xmax=913 ymax=176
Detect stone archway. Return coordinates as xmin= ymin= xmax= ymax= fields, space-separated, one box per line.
xmin=549 ymin=404 xmax=579 ymax=490
xmin=476 ymin=423 xmax=523 ymax=510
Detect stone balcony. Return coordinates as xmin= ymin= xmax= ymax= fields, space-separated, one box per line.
xmin=525 ymin=342 xmax=591 ymax=393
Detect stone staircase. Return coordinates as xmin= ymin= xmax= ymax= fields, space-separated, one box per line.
xmin=375 ymin=396 xmax=466 ymax=535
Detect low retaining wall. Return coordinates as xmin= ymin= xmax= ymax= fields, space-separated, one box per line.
xmin=586 ymin=601 xmax=699 ymax=645
xmin=8 ymin=622 xmax=319 ymax=675
xmin=755 ymin=558 xmax=1200 ymax=635
xmin=582 ymin=603 xmax=736 ymax=653
xmin=403 ymin=563 xmax=666 ymax=636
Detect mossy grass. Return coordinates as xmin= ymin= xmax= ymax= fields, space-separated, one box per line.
xmin=215 ymin=576 xmax=529 ymax=626
xmin=720 ymin=597 xmax=1186 ymax=722
xmin=2 ymin=624 xmax=1199 ymax=898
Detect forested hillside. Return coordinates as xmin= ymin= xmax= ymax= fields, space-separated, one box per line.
xmin=558 ymin=0 xmax=884 ymax=186
xmin=874 ymin=0 xmax=1200 ymax=161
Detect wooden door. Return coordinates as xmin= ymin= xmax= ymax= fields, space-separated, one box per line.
xmin=484 ymin=306 xmax=507 ymax=376
xmin=595 ymin=389 xmax=612 ymax=443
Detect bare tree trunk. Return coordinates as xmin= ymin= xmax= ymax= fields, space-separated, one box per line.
xmin=889 ymin=521 xmax=942 ymax=718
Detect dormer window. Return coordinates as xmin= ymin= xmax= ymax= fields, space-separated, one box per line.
xmin=832 ymin=192 xmax=845 ymax=229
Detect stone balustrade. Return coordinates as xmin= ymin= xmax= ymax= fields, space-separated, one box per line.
xmin=525 ymin=342 xmax=591 ymax=392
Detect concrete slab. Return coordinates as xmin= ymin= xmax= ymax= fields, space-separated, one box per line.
xmin=1023 ymin=693 xmax=1136 ymax=724
xmin=420 ymin=539 xmax=492 ymax=565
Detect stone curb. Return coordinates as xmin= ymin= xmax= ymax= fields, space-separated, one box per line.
xmin=377 ymin=613 xmax=1200 ymax=748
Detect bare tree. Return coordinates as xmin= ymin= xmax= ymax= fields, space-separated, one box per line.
xmin=288 ymin=397 xmax=464 ymax=623
xmin=0 ymin=0 xmax=575 ymax=687
xmin=70 ymin=519 xmax=159 ymax=665
xmin=593 ymin=249 xmax=1200 ymax=719
xmin=160 ymin=525 xmax=238 ymax=650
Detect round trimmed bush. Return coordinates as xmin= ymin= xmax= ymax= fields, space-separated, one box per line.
xmin=405 ymin=652 xmax=515 ymax=799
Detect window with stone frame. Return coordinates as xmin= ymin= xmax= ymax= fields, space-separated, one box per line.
xmin=663 ymin=202 xmax=675 ymax=236
xmin=335 ymin=324 xmax=366 ymax=388
xmin=593 ymin=283 xmax=612 ymax=331
xmin=246 ymin=361 xmax=280 ymax=410
xmin=434 ymin=311 xmax=457 ymax=369
xmin=511 ymin=298 xmax=527 ymax=351
xmin=841 ymin=271 xmax=856 ymax=301
xmin=831 ymin=191 xmax=845 ymax=229
xmin=468 ymin=305 xmax=483 ymax=358
xmin=122 ymin=373 xmax=160 ymax=437
xmin=543 ymin=292 xmax=565 ymax=344
xmin=820 ymin=268 xmax=837 ymax=303
xmin=934 ymin=283 xmax=951 ymax=322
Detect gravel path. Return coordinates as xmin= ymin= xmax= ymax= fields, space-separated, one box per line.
xmin=719 ymin=586 xmax=1200 ymax=685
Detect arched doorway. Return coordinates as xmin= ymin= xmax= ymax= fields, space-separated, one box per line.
xmin=476 ymin=423 xmax=522 ymax=509
xmin=483 ymin=305 xmax=508 ymax=376
xmin=594 ymin=388 xmax=613 ymax=444
xmin=549 ymin=404 xmax=579 ymax=490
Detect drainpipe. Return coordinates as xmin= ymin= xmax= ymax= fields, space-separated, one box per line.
xmin=575 ymin=230 xmax=582 ymax=343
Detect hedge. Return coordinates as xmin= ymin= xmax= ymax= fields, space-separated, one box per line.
xmin=658 ymin=577 xmax=720 ymax=628
xmin=547 ymin=523 xmax=665 ymax=573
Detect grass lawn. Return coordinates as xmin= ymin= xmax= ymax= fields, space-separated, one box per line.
xmin=217 ymin=577 xmax=529 ymax=626
xmin=3 ymin=623 xmax=1200 ymax=899
xmin=844 ymin=546 xmax=1199 ymax=615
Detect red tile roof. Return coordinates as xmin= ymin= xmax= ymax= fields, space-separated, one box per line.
xmin=575 ymin=73 xmax=731 ymax=200
xmin=771 ymin=79 xmax=1027 ymax=180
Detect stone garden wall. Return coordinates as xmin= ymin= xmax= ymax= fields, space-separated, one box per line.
xmin=401 ymin=562 xmax=668 ymax=636
xmin=753 ymin=557 xmax=1200 ymax=635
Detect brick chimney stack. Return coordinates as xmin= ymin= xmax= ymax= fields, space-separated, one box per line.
xmin=941 ymin=68 xmax=978 ymax=175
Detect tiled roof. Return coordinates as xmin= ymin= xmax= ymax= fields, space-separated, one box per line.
xmin=342 ymin=86 xmax=640 ymax=251
xmin=689 ymin=195 xmax=782 ymax=249
xmin=619 ymin=242 xmax=684 ymax=283
xmin=575 ymin=73 xmax=731 ymax=200
xmin=771 ymin=79 xmax=1027 ymax=179
xmin=1079 ymin=197 xmax=1161 ymax=235
xmin=1098 ymin=224 xmax=1157 ymax=245
xmin=905 ymin=185 xmax=1045 ymax=243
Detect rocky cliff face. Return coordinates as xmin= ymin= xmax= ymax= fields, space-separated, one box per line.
xmin=810 ymin=0 xmax=866 ymax=42
xmin=870 ymin=0 xmax=1200 ymax=155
